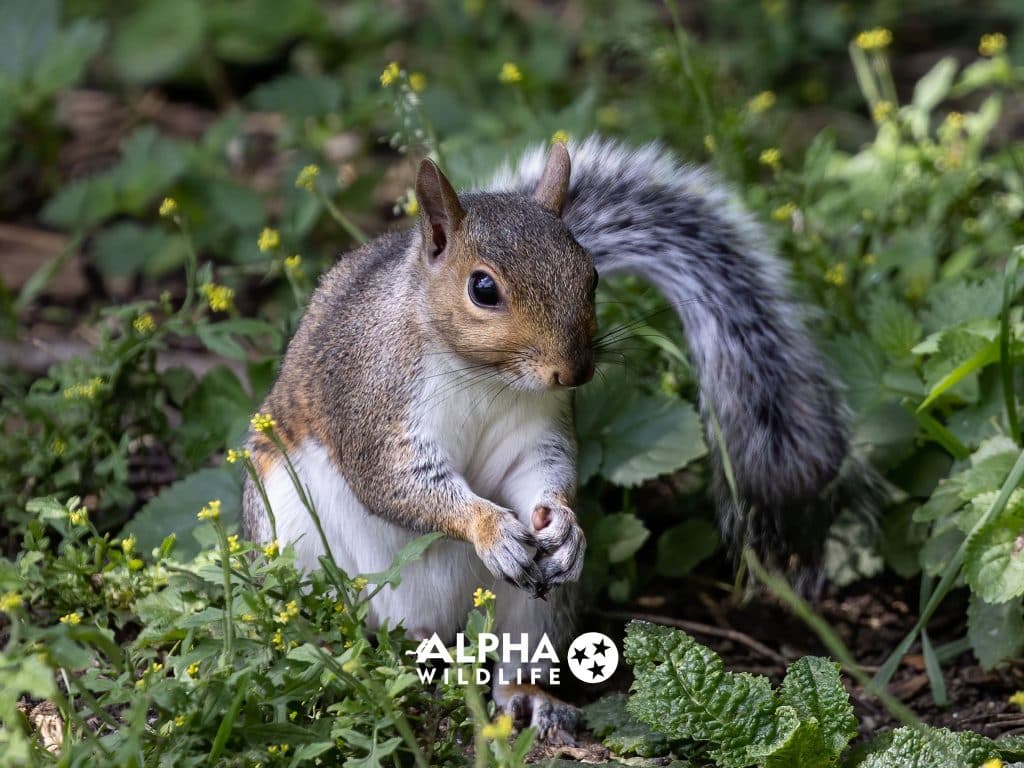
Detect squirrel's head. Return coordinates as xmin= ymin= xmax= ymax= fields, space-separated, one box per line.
xmin=414 ymin=144 xmax=597 ymax=392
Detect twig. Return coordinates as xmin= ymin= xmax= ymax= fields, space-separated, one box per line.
xmin=597 ymin=609 xmax=790 ymax=667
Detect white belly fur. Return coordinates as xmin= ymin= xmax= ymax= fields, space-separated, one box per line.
xmin=262 ymin=368 xmax=568 ymax=642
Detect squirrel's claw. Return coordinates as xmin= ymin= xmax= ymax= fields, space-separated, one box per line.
xmin=477 ymin=512 xmax=545 ymax=596
xmin=532 ymin=504 xmax=586 ymax=587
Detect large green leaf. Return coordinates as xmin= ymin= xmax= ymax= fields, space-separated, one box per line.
xmin=856 ymin=726 xmax=995 ymax=768
xmin=583 ymin=693 xmax=673 ymax=758
xmin=123 ymin=466 xmax=242 ymax=559
xmin=656 ymin=519 xmax=719 ymax=578
xmin=967 ymin=593 xmax=1024 ymax=670
xmin=964 ymin=514 xmax=1024 ymax=603
xmin=110 ymin=0 xmax=205 ymax=83
xmin=778 ymin=657 xmax=857 ymax=763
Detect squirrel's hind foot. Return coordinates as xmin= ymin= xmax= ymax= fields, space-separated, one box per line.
xmin=496 ymin=683 xmax=581 ymax=745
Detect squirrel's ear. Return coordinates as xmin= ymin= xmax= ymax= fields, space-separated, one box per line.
xmin=532 ymin=142 xmax=571 ymax=216
xmin=415 ymin=159 xmax=465 ymax=259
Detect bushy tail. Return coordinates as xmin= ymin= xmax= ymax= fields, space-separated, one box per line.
xmin=491 ymin=136 xmax=862 ymax=579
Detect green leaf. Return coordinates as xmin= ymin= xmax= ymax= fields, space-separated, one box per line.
xmin=92 ymin=223 xmax=174 ymax=280
xmin=624 ymin=621 xmax=797 ymax=768
xmin=866 ymin=295 xmax=921 ymax=359
xmin=592 ymin=513 xmax=649 ymax=564
xmin=361 ymin=532 xmax=444 ymax=589
xmin=964 ymin=514 xmax=1024 ymax=603
xmin=656 ymin=519 xmax=719 ymax=578
xmin=248 ymin=74 xmax=344 ymax=117
xmin=584 ymin=693 xmax=673 ymax=757
xmin=856 ymin=726 xmax=995 ymax=768
xmin=110 ymin=0 xmax=205 ymax=83
xmin=33 ymin=19 xmax=105 ymax=95
xmin=0 ymin=0 xmax=57 ymax=78
xmin=911 ymin=57 xmax=957 ymax=114
xmin=778 ymin=657 xmax=857 ymax=763
xmin=122 ymin=466 xmax=242 ymax=559
xmin=967 ymin=593 xmax=1024 ymax=670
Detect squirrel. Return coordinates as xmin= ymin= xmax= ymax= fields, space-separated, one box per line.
xmin=241 ymin=136 xmax=857 ymax=743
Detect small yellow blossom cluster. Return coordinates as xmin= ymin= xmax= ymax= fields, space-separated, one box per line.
xmin=135 ymin=662 xmax=164 ymax=689
xmin=174 ymin=715 xmax=187 ymax=728
xmin=284 ymin=254 xmax=303 ymax=279
xmin=824 ymin=263 xmax=847 ymax=287
xmin=703 ymin=134 xmax=717 ymax=154
xmin=64 ymin=377 xmax=103 ymax=400
xmin=258 ymin=227 xmax=281 ymax=253
xmin=263 ymin=540 xmax=280 ymax=558
xmin=748 ymin=90 xmax=776 ymax=114
xmin=498 ymin=62 xmax=523 ymax=84
xmin=197 ymin=499 xmax=221 ymax=521
xmin=759 ymin=148 xmax=782 ymax=172
xmin=402 ymin=192 xmax=419 ymax=217
xmin=60 ymin=612 xmax=81 ymax=625
xmin=187 ymin=662 xmax=200 ymax=677
xmin=380 ymin=61 xmax=401 ymax=87
xmin=272 ymin=628 xmax=286 ymax=650
xmin=771 ymin=202 xmax=797 ymax=222
xmin=872 ymin=100 xmax=895 ymax=123
xmin=1010 ymin=690 xmax=1024 ymax=710
xmin=227 ymin=534 xmax=241 ymax=554
xmin=251 ymin=412 xmax=276 ymax=433
xmin=981 ymin=759 xmax=1005 ymax=768
xmin=226 ymin=448 xmax=251 ymax=464
xmin=133 ymin=313 xmax=157 ymax=335
xmin=267 ymin=744 xmax=291 ymax=756
xmin=473 ymin=586 xmax=496 ymax=608
xmin=944 ymin=111 xmax=965 ymax=131
xmin=121 ymin=535 xmax=136 ymax=555
xmin=979 ymin=32 xmax=1007 ymax=57
xmin=409 ymin=72 xmax=427 ymax=92
xmin=51 ymin=437 xmax=67 ymax=457
xmin=0 ymin=592 xmax=23 ymax=612
xmin=295 ymin=164 xmax=320 ymax=192
xmin=551 ymin=130 xmax=570 ymax=145
xmin=275 ymin=600 xmax=300 ymax=624
xmin=481 ymin=713 xmax=513 ymax=740
xmin=159 ymin=197 xmax=178 ymax=218
xmin=201 ymin=282 xmax=235 ymax=313
xmin=855 ymin=27 xmax=892 ymax=51
xmin=69 ymin=506 xmax=88 ymax=526
xmin=351 ymin=577 xmax=369 ymax=593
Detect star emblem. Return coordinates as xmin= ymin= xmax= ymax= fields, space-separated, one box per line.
xmin=571 ymin=646 xmax=588 ymax=663
xmin=586 ymin=659 xmax=606 ymax=679
xmin=591 ymin=638 xmax=611 ymax=656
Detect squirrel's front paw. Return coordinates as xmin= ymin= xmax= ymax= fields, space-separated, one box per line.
xmin=472 ymin=505 xmax=544 ymax=596
xmin=531 ymin=503 xmax=585 ymax=586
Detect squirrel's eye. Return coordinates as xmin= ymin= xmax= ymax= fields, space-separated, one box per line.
xmin=469 ymin=271 xmax=501 ymax=308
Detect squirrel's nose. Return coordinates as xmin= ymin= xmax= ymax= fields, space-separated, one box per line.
xmin=552 ymin=358 xmax=595 ymax=388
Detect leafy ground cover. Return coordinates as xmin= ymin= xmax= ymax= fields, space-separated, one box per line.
xmin=3 ymin=0 xmax=1024 ymax=765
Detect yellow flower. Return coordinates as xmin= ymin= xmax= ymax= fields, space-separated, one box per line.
xmin=133 ymin=313 xmax=156 ymax=335
xmin=60 ymin=612 xmax=81 ymax=625
xmin=862 ymin=252 xmax=877 ymax=266
xmin=403 ymin=194 xmax=419 ymax=217
xmin=283 ymin=254 xmax=303 ymax=279
xmin=200 ymin=283 xmax=235 ymax=313
xmin=275 ymin=600 xmax=300 ymax=624
xmin=498 ymin=62 xmax=523 ymax=84
xmin=351 ymin=577 xmax=368 ymax=592
xmin=380 ymin=61 xmax=400 ymax=88
xmin=251 ymin=413 xmax=277 ymax=433
xmin=473 ymin=586 xmax=496 ymax=608
xmin=855 ymin=27 xmax=893 ymax=51
xmin=480 ymin=713 xmax=513 ymax=740
xmin=771 ymin=202 xmax=797 ymax=222
xmin=64 ymin=377 xmax=103 ymax=400
xmin=872 ymin=100 xmax=895 ymax=123
xmin=945 ymin=111 xmax=965 ymax=130
xmin=150 ymin=663 xmax=163 ymax=674
xmin=197 ymin=499 xmax=222 ymax=521
xmin=226 ymin=448 xmax=251 ymax=464
xmin=409 ymin=72 xmax=427 ymax=92
xmin=824 ymin=263 xmax=847 ymax=287
xmin=295 ymin=164 xmax=320 ymax=192
xmin=174 ymin=714 xmax=186 ymax=727
xmin=227 ymin=534 xmax=241 ymax=554
xmin=121 ymin=535 xmax=136 ymax=555
xmin=258 ymin=227 xmax=281 ymax=253
xmin=241 ymin=613 xmax=255 ymax=623
xmin=267 ymin=744 xmax=290 ymax=756
xmin=159 ymin=197 xmax=178 ymax=218
xmin=0 ymin=592 xmax=23 ymax=612
xmin=979 ymin=33 xmax=1007 ymax=57
xmin=748 ymin=90 xmax=776 ymax=114
xmin=1010 ymin=690 xmax=1024 ymax=710
xmin=704 ymin=134 xmax=717 ymax=154
xmin=981 ymin=760 xmax=1004 ymax=768
xmin=51 ymin=437 xmax=67 ymax=457
xmin=187 ymin=662 xmax=200 ymax=677
xmin=263 ymin=540 xmax=279 ymax=558
xmin=272 ymin=629 xmax=285 ymax=650
xmin=550 ymin=130 xmax=570 ymax=145
xmin=759 ymin=148 xmax=782 ymax=171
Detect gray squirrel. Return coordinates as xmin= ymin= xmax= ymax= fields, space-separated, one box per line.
xmin=241 ymin=136 xmax=855 ymax=742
